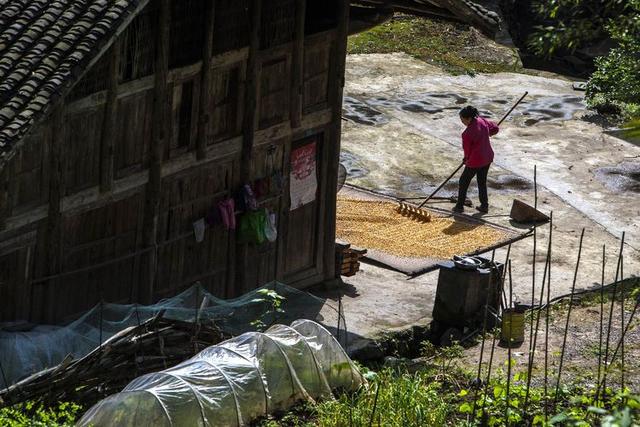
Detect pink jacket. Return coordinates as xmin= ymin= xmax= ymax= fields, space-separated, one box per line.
xmin=462 ymin=117 xmax=498 ymax=168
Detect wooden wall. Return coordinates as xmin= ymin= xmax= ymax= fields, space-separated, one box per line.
xmin=0 ymin=0 xmax=348 ymax=324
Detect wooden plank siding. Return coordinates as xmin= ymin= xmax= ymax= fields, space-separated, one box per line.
xmin=0 ymin=0 xmax=343 ymax=324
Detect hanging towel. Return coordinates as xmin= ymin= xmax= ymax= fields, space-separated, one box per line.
xmin=193 ymin=218 xmax=206 ymax=243
xmin=264 ymin=210 xmax=277 ymax=243
xmin=217 ymin=198 xmax=236 ymax=230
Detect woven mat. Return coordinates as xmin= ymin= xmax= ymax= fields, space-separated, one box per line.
xmin=336 ymin=186 xmax=527 ymax=276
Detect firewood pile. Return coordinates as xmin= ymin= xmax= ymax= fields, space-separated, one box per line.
xmin=336 ymin=243 xmax=367 ymax=277
xmin=0 ymin=311 xmax=228 ymax=408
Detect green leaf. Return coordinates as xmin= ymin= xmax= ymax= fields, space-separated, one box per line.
xmin=587 ymin=406 xmax=607 ymax=415
xmin=459 ymin=402 xmax=473 ymax=413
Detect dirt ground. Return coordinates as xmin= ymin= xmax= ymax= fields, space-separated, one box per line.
xmin=460 ymin=290 xmax=640 ymax=392
xmin=315 ymin=52 xmax=640 ymax=372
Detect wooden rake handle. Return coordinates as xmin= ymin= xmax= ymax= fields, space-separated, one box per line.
xmin=418 ymin=162 xmax=465 ymax=209
xmin=416 ymin=91 xmax=529 ymax=210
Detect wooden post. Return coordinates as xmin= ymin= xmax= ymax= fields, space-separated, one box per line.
xmin=240 ymin=0 xmax=262 ymax=182
xmin=46 ymin=106 xmax=65 ymax=322
xmin=0 ymin=168 xmax=8 ymax=231
xmin=290 ymin=0 xmax=306 ymax=128
xmin=142 ymin=0 xmax=170 ymax=304
xmin=323 ymin=0 xmax=350 ymax=281
xmin=99 ymin=39 xmax=121 ymax=193
xmin=234 ymin=0 xmax=262 ymax=295
xmin=196 ymin=0 xmax=216 ymax=159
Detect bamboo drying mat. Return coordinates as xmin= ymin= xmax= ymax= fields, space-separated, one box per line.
xmin=336 ymin=186 xmax=528 ymax=276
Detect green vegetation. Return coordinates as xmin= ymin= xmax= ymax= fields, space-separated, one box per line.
xmin=347 ymin=16 xmax=521 ymax=75
xmin=531 ymin=0 xmax=640 ymax=122
xmin=0 ymin=401 xmax=81 ymax=427
xmin=258 ymin=342 xmax=639 ymax=426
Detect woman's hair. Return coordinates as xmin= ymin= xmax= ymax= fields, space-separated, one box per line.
xmin=459 ymin=105 xmax=479 ymax=119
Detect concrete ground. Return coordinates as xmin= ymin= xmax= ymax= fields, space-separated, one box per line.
xmin=315 ymin=53 xmax=640 ymax=355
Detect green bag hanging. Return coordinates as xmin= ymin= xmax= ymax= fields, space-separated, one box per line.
xmin=238 ymin=209 xmax=267 ymax=244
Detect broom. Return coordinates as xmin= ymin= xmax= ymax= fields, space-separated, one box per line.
xmin=398 ymin=91 xmax=529 ymax=221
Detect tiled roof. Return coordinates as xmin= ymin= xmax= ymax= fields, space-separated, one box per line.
xmin=0 ymin=0 xmax=149 ymax=170
xmin=0 ymin=0 xmax=498 ymax=172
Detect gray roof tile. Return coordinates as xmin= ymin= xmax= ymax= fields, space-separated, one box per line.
xmin=0 ymin=0 xmax=147 ymax=167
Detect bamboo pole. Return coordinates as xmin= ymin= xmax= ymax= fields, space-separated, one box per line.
xmin=505 ymin=261 xmax=514 ymax=427
xmin=524 ymin=212 xmax=553 ymax=412
xmin=480 ymin=247 xmax=510 ymax=422
xmin=596 ymin=293 xmax=639 ymax=400
xmin=553 ymin=228 xmax=585 ymax=409
xmin=603 ymin=232 xmax=625 ymax=396
xmin=597 ymin=244 xmax=606 ymax=401
xmin=469 ymin=250 xmax=497 ymax=423
xmin=543 ymin=213 xmax=552 ymax=422
xmin=620 ymin=254 xmax=625 ymax=391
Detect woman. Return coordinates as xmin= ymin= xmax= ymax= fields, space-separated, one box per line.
xmin=452 ymin=106 xmax=499 ymax=214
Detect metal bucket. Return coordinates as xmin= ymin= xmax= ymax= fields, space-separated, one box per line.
xmin=501 ymin=308 xmax=525 ymax=346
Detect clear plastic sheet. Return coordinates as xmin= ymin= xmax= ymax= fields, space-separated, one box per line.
xmin=78 ymin=320 xmax=363 ymax=427
xmin=0 ymin=282 xmax=326 ymax=389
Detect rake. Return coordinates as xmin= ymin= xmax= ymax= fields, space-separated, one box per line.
xmin=397 ymin=91 xmax=529 ymax=221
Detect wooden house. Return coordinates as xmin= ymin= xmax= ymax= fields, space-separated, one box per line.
xmin=0 ymin=0 xmax=497 ymax=324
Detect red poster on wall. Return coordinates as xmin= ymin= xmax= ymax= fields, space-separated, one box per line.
xmin=290 ymin=142 xmax=317 ymax=210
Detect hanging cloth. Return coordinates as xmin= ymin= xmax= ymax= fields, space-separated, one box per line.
xmin=264 ymin=210 xmax=278 ymax=243
xmin=193 ymin=218 xmax=206 ymax=243
xmin=217 ymin=198 xmax=236 ymax=230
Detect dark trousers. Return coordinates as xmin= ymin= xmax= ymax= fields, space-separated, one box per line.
xmin=456 ymin=164 xmax=490 ymax=208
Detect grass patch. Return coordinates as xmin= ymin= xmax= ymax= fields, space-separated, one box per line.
xmin=348 ymin=15 xmax=521 ymax=75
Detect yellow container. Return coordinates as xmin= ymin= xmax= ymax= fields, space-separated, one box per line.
xmin=501 ymin=308 xmax=525 ymax=345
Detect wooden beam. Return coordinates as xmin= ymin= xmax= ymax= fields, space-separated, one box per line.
xmin=45 ymin=105 xmax=65 ymax=322
xmin=323 ymin=0 xmax=350 ymax=281
xmin=240 ymin=0 xmax=262 ymax=182
xmin=141 ymin=0 xmax=171 ymax=304
xmin=197 ymin=0 xmax=216 ymax=159
xmin=0 ymin=167 xmax=9 ymax=231
xmin=290 ymin=0 xmax=306 ymax=129
xmin=235 ymin=0 xmax=262 ymax=294
xmin=99 ymin=39 xmax=121 ymax=193
xmin=47 ymin=107 xmax=65 ymax=276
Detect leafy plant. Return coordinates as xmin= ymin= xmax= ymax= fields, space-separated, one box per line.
xmin=420 ymin=340 xmax=465 ymax=383
xmin=250 ymin=288 xmax=286 ymax=332
xmin=531 ymin=0 xmax=640 ymax=122
xmin=311 ymin=368 xmax=451 ymax=427
xmin=0 ymin=401 xmax=82 ymax=427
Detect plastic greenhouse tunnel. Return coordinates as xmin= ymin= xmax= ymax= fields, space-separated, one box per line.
xmin=78 ymin=319 xmax=364 ymax=426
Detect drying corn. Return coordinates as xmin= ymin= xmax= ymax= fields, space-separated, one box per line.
xmin=336 ymin=197 xmax=507 ymax=259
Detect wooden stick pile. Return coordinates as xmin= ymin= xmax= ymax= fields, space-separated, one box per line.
xmin=336 ymin=243 xmax=367 ymax=277
xmin=0 ymin=312 xmax=228 ymax=408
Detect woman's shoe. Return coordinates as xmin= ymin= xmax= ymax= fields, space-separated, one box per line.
xmin=475 ymin=205 xmax=489 ymax=214
xmin=452 ymin=205 xmax=464 ymax=213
